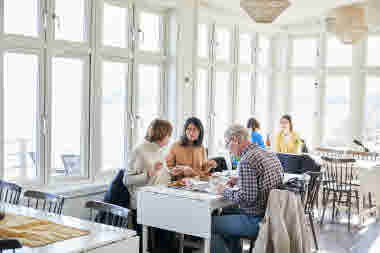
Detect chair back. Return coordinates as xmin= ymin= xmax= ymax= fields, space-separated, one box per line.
xmin=304 ymin=171 xmax=322 ymax=215
xmin=345 ymin=150 xmax=380 ymax=161
xmin=209 ymin=157 xmax=228 ymax=173
xmin=23 ymin=190 xmax=65 ymax=215
xmin=85 ymin=200 xmax=130 ymax=229
xmin=0 ymin=180 xmax=22 ymax=205
xmin=0 ymin=239 xmax=22 ymax=253
xmin=314 ymin=147 xmax=345 ymax=158
xmin=61 ymin=154 xmax=81 ymax=176
xmin=320 ymin=156 xmax=357 ymax=193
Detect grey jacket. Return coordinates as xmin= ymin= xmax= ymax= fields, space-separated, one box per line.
xmin=253 ymin=189 xmax=312 ymax=253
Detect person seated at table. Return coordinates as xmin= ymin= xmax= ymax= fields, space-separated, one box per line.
xmin=212 ymin=124 xmax=284 ymax=253
xmin=247 ymin=117 xmax=266 ymax=149
xmin=167 ymin=117 xmax=217 ymax=178
xmin=275 ymin=114 xmax=302 ymax=154
xmin=123 ymin=118 xmax=174 ymax=252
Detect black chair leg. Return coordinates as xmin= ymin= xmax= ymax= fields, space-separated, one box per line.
xmin=249 ymin=239 xmax=255 ymax=253
xmin=308 ymin=213 xmax=319 ymax=250
xmin=348 ymin=194 xmax=352 ymax=232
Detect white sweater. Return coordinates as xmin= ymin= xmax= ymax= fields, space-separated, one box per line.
xmin=123 ymin=140 xmax=171 ymax=209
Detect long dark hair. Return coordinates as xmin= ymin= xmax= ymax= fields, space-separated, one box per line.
xmin=180 ymin=117 xmax=204 ymax=147
xmin=281 ymin=114 xmax=293 ymax=132
xmin=247 ymin=118 xmax=260 ymax=132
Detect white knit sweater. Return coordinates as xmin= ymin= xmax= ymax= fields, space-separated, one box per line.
xmin=123 ymin=140 xmax=171 ymax=209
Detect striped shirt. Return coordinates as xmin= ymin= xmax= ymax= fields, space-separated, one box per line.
xmin=224 ymin=143 xmax=284 ymax=217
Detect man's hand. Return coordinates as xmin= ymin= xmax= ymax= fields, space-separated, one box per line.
xmin=227 ymin=176 xmax=238 ymax=187
xmin=216 ymin=184 xmax=226 ymax=194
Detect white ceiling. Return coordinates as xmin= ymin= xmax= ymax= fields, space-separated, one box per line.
xmin=202 ymin=0 xmax=366 ymax=25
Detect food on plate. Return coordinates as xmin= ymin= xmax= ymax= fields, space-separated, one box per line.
xmin=168 ymin=179 xmax=186 ymax=187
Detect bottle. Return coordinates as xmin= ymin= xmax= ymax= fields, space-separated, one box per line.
xmin=266 ymin=133 xmax=271 ymax=148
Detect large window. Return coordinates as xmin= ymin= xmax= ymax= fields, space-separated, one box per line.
xmin=258 ymin=36 xmax=270 ymax=68
xmin=3 ymin=52 xmax=39 ymax=181
xmin=196 ymin=69 xmax=209 ymax=137
xmin=292 ymin=38 xmax=317 ymax=67
xmin=255 ymin=73 xmax=269 ymax=135
xmin=237 ymin=72 xmax=252 ymax=125
xmin=100 ymin=61 xmax=128 ymax=171
xmin=215 ymin=26 xmax=232 ymax=63
xmin=367 ymin=35 xmax=380 ymax=66
xmin=198 ymin=24 xmax=209 ymax=59
xmin=239 ymin=33 xmax=253 ymax=65
xmin=326 ymin=37 xmax=352 ymax=67
xmin=323 ymin=76 xmax=351 ymax=146
xmin=291 ymin=76 xmax=316 ymax=146
xmin=363 ymin=76 xmax=380 ymax=147
xmin=1 ymin=1 xmax=168 ymax=185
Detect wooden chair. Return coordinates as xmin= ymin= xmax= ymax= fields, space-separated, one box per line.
xmin=314 ymin=147 xmax=345 ymax=158
xmin=345 ymin=150 xmax=380 ymax=161
xmin=23 ymin=190 xmax=65 ymax=215
xmin=85 ymin=200 xmax=130 ymax=229
xmin=0 ymin=239 xmax=22 ymax=253
xmin=320 ymin=157 xmax=359 ymax=232
xmin=0 ymin=180 xmax=22 ymax=205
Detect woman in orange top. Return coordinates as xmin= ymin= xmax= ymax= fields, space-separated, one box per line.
xmin=167 ymin=117 xmax=217 ymax=178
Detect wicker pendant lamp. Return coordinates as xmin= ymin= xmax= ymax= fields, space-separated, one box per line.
xmin=327 ymin=4 xmax=368 ymax=44
xmin=240 ymin=0 xmax=290 ymax=23
xmin=367 ymin=0 xmax=380 ymax=29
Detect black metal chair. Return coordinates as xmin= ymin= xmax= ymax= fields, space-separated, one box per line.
xmin=0 ymin=180 xmax=22 ymax=205
xmin=0 ymin=239 xmax=22 ymax=253
xmin=23 ymin=190 xmax=65 ymax=215
xmin=85 ymin=200 xmax=130 ymax=229
xmin=304 ymin=171 xmax=323 ymax=250
xmin=320 ymin=157 xmax=359 ymax=232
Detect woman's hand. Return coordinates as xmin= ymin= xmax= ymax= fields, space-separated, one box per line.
xmin=148 ymin=161 xmax=163 ymax=177
xmin=183 ymin=166 xmax=194 ymax=177
xmin=226 ymin=176 xmax=238 ymax=187
xmin=169 ymin=167 xmax=184 ymax=176
xmin=206 ymin=160 xmax=217 ymax=170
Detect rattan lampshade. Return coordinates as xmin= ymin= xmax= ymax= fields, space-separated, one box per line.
xmin=240 ymin=0 xmax=290 ymax=23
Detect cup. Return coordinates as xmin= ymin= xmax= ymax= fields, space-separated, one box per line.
xmin=0 ymin=202 xmax=5 ymax=221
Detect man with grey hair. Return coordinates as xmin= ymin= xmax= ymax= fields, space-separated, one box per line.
xmin=211 ymin=124 xmax=284 ymax=253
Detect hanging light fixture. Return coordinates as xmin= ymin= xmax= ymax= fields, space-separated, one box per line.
xmin=367 ymin=0 xmax=380 ymax=29
xmin=240 ymin=0 xmax=291 ymax=24
xmin=327 ymin=4 xmax=368 ymax=44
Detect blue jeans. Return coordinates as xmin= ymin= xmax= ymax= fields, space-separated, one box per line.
xmin=211 ymin=208 xmax=262 ymax=253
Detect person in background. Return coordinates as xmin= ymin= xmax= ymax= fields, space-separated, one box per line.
xmin=167 ymin=117 xmax=217 ymax=178
xmin=123 ymin=119 xmax=174 ymax=252
xmin=211 ymin=124 xmax=284 ymax=253
xmin=275 ymin=114 xmax=302 ymax=154
xmin=247 ymin=117 xmax=266 ymax=149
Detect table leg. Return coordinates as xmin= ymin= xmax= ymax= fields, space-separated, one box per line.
xmin=143 ymin=225 xmax=148 ymax=253
xmin=179 ymin=234 xmax=184 ymax=253
xmin=204 ymin=238 xmax=210 ymax=253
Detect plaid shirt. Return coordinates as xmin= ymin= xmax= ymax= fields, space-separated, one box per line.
xmin=224 ymin=144 xmax=284 ymax=217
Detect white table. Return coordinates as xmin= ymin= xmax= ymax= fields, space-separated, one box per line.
xmin=137 ymin=173 xmax=301 ymax=253
xmin=1 ymin=204 xmax=139 ymax=253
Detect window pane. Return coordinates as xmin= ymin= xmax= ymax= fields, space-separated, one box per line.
xmin=101 ymin=61 xmax=127 ymax=170
xmin=255 ymin=73 xmax=269 ymax=134
xmin=4 ymin=53 xmax=39 ymax=180
xmin=198 ymin=24 xmax=209 ymax=58
xmin=326 ymin=37 xmax=352 ymax=67
xmin=103 ymin=2 xmax=127 ymax=48
xmin=363 ymin=76 xmax=380 ymax=148
xmin=367 ymin=36 xmax=380 ymax=66
xmin=139 ymin=12 xmax=161 ymax=52
xmin=4 ymin=0 xmax=39 ymax=37
xmin=52 ymin=58 xmax=84 ymax=176
xmin=291 ymin=76 xmax=316 ymax=146
xmin=137 ymin=65 xmax=161 ymax=141
xmin=240 ymin=33 xmax=252 ymax=64
xmin=292 ymin=39 xmax=317 ymax=67
xmin=237 ymin=72 xmax=252 ymax=124
xmin=258 ymin=36 xmax=270 ymax=68
xmin=215 ymin=27 xmax=231 ymax=62
xmin=196 ymin=69 xmax=209 ymax=146
xmin=55 ymin=0 xmax=85 ymax=42
xmin=214 ymin=71 xmax=230 ymax=152
xmin=323 ymin=76 xmax=350 ymax=146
